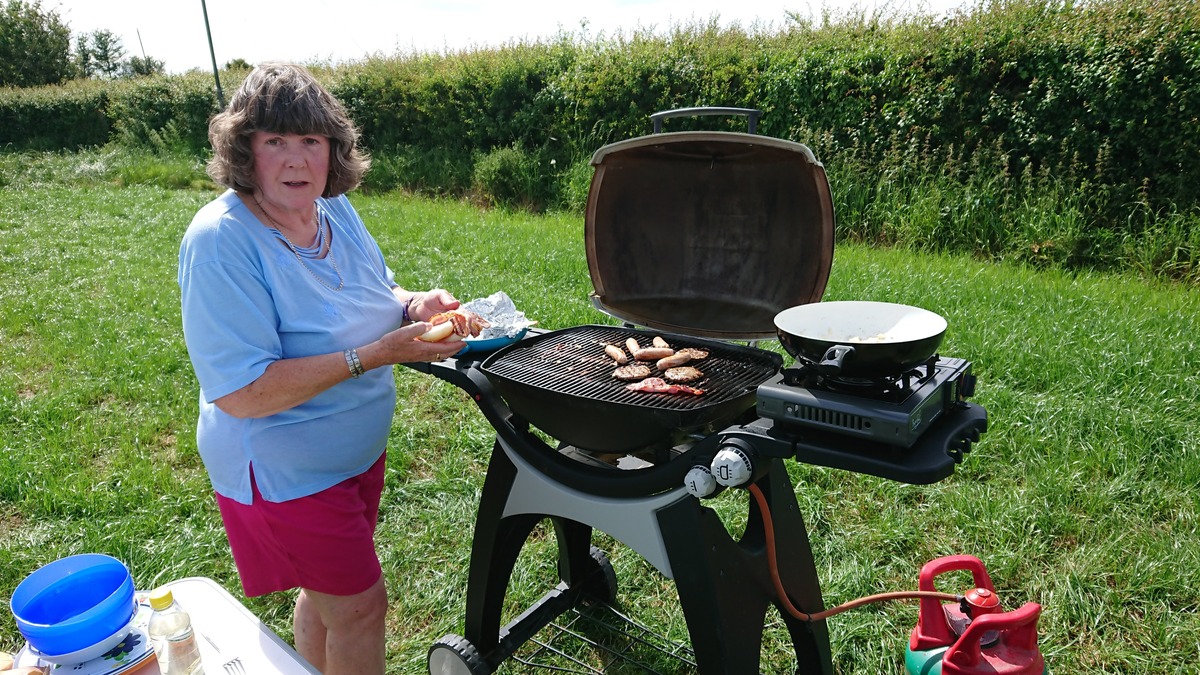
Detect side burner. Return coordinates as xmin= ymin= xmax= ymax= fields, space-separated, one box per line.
xmin=757 ymin=357 xmax=975 ymax=448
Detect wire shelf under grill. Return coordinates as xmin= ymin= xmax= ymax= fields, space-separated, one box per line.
xmin=501 ymin=602 xmax=698 ymax=675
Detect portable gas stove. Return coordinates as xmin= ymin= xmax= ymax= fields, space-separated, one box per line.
xmin=419 ymin=108 xmax=988 ymax=675
xmin=757 ymin=356 xmax=976 ymax=449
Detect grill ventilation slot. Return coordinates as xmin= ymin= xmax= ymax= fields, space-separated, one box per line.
xmin=795 ymin=405 xmax=868 ymax=431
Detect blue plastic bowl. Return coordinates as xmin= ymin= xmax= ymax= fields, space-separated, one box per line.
xmin=10 ymin=553 xmax=136 ymax=657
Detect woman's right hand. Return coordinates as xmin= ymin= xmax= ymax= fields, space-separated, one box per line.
xmin=373 ymin=321 xmax=466 ymax=364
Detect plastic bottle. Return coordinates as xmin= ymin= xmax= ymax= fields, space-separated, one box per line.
xmin=147 ymin=587 xmax=204 ymax=675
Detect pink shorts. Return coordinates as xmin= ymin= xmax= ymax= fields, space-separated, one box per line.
xmin=215 ymin=453 xmax=386 ymax=598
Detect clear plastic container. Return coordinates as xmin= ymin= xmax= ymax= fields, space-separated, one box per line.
xmin=147 ymin=587 xmax=204 ymax=675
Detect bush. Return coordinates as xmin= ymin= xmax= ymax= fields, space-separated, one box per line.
xmin=106 ymin=72 xmax=227 ymax=154
xmin=361 ymin=144 xmax=474 ymax=197
xmin=471 ymin=144 xmax=551 ymax=211
xmin=0 ymin=79 xmax=109 ymax=149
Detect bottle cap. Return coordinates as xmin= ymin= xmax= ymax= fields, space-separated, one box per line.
xmin=148 ymin=586 xmax=176 ymax=611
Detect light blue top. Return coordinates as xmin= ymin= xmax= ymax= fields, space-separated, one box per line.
xmin=178 ymin=190 xmax=404 ymax=505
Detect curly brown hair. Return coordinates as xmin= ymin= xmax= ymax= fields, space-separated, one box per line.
xmin=206 ymin=63 xmax=370 ymax=197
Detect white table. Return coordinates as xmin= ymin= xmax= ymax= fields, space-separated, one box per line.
xmin=166 ymin=577 xmax=319 ymax=675
xmin=17 ymin=577 xmax=318 ymax=675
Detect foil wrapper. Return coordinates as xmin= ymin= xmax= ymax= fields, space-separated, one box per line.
xmin=461 ymin=291 xmax=537 ymax=339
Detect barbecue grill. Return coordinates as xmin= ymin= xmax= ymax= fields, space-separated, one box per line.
xmin=418 ymin=108 xmax=987 ymax=675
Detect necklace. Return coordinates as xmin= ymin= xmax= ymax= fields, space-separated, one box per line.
xmin=255 ymin=198 xmax=344 ymax=292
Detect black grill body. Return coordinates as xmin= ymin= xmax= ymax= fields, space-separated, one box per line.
xmin=480 ymin=325 xmax=782 ymax=453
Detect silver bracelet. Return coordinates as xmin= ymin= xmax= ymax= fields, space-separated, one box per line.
xmin=344 ymin=348 xmax=364 ymax=378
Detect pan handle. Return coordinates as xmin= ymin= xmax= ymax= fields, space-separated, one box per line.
xmin=818 ymin=345 xmax=855 ymax=376
xmin=650 ymin=107 xmax=762 ymax=134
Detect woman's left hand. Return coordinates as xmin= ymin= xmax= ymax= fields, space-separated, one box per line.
xmin=408 ymin=288 xmax=460 ymax=322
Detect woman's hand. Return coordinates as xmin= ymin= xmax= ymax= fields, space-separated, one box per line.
xmin=372 ymin=321 xmax=465 ymax=363
xmin=407 ymin=288 xmax=460 ymax=322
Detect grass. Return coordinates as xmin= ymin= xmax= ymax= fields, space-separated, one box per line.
xmin=0 ymin=149 xmax=1198 ymax=673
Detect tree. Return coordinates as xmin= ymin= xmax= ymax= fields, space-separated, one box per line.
xmin=127 ymin=54 xmax=165 ymax=78
xmin=0 ymin=0 xmax=73 ymax=87
xmin=76 ymin=29 xmax=125 ymax=79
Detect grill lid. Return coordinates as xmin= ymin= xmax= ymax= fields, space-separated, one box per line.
xmin=585 ymin=110 xmax=835 ymax=340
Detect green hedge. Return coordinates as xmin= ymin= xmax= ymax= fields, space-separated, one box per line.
xmin=331 ymin=0 xmax=1200 ymax=225
xmin=1 ymin=0 xmax=1196 ymax=278
xmin=0 ymin=78 xmax=109 ymax=150
xmin=0 ymin=71 xmax=226 ymax=153
xmin=104 ymin=72 xmax=231 ymax=154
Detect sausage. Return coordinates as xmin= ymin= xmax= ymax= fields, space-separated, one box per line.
xmin=604 ymin=344 xmax=629 ymax=364
xmin=625 ymin=337 xmax=641 ymax=355
xmin=633 ymin=347 xmax=675 ymax=361
xmin=656 ymin=352 xmax=693 ymax=370
xmin=652 ymin=336 xmax=670 ymax=349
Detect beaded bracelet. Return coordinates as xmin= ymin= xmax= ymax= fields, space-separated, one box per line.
xmin=402 ymin=293 xmax=420 ymax=324
xmin=344 ymin=348 xmax=364 ymax=378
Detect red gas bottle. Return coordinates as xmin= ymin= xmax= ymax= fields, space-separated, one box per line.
xmin=905 ymin=555 xmax=1047 ymax=675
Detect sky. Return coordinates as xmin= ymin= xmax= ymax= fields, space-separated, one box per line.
xmin=46 ymin=0 xmax=969 ymax=75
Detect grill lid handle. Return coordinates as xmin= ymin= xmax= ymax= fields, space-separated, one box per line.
xmin=650 ymin=107 xmax=762 ymax=135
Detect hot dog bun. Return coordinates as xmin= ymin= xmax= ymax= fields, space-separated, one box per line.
xmin=417 ymin=321 xmax=455 ymax=342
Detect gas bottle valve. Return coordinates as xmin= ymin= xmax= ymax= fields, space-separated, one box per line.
xmin=905 ymin=555 xmax=1047 ymax=675
xmin=684 ymin=465 xmax=718 ymax=498
xmin=710 ymin=440 xmax=753 ymax=487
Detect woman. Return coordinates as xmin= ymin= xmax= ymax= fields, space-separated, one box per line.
xmin=178 ymin=63 xmax=462 ymax=674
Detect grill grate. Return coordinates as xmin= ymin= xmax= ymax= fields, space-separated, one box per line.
xmin=482 ymin=326 xmax=780 ymax=412
xmin=479 ymin=325 xmax=783 ymax=453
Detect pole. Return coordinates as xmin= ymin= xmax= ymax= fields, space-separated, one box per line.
xmin=200 ymin=0 xmax=225 ymax=109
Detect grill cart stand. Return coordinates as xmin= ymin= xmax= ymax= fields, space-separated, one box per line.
xmin=435 ymin=435 xmax=833 ymax=675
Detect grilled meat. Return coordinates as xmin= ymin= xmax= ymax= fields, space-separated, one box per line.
xmin=625 ymin=337 xmax=641 ymax=355
xmin=633 ymin=347 xmax=674 ymax=361
xmin=625 ymin=377 xmax=705 ymax=395
xmin=612 ymin=364 xmax=652 ymax=381
xmin=663 ymin=366 xmax=704 ymax=383
xmin=604 ymin=344 xmax=629 ymax=364
xmin=656 ymin=352 xmax=692 ymax=370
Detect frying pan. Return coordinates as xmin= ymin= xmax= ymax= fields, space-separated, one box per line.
xmin=774 ymin=301 xmax=947 ymax=377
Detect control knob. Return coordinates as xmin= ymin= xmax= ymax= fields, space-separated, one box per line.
xmin=684 ymin=465 xmax=717 ymax=498
xmin=710 ymin=442 xmax=753 ymax=487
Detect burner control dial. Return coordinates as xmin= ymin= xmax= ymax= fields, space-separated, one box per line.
xmin=711 ymin=443 xmax=753 ymax=487
xmin=684 ymin=465 xmax=718 ymax=498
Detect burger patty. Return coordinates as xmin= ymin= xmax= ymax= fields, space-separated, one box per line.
xmin=613 ymin=364 xmax=653 ymax=381
xmin=663 ymin=366 xmax=704 ymax=383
